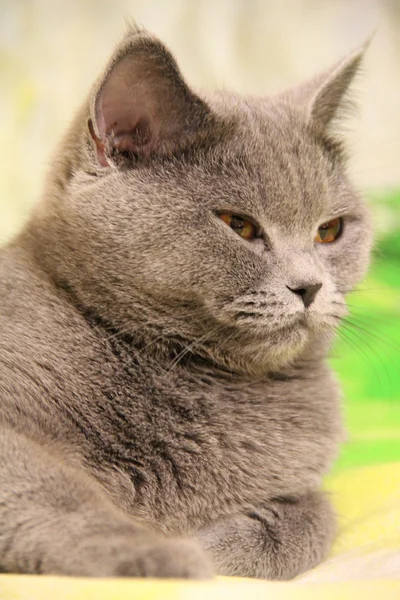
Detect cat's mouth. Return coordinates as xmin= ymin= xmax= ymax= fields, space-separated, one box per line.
xmin=208 ymin=296 xmax=348 ymax=367
xmin=229 ymin=309 xmax=307 ymax=334
xmin=227 ymin=302 xmax=346 ymax=333
xmin=225 ymin=311 xmax=310 ymax=348
xmin=218 ymin=308 xmax=345 ymax=361
xmin=198 ymin=304 xmax=346 ymax=373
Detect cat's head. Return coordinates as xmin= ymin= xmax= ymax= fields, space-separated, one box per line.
xmin=36 ymin=26 xmax=373 ymax=374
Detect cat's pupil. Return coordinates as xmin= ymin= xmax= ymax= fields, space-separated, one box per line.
xmin=319 ymin=227 xmax=329 ymax=240
xmin=230 ymin=216 xmax=244 ymax=231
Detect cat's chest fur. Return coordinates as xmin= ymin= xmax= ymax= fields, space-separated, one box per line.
xmin=76 ymin=337 xmax=342 ymax=534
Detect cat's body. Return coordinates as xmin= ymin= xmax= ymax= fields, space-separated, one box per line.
xmin=0 ymin=245 xmax=340 ymax=529
xmin=0 ymin=27 xmax=372 ymax=579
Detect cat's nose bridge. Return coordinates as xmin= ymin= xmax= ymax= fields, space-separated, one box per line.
xmin=277 ymin=248 xmax=325 ymax=302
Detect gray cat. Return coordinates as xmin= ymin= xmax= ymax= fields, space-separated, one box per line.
xmin=0 ymin=25 xmax=372 ymax=580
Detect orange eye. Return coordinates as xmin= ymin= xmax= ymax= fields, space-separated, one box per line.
xmin=219 ymin=213 xmax=258 ymax=240
xmin=314 ymin=217 xmax=342 ymax=243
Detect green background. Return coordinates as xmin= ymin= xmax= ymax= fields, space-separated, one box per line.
xmin=332 ymin=189 xmax=400 ymax=472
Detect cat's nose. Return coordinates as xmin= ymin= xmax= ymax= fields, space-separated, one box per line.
xmin=286 ymin=282 xmax=322 ymax=308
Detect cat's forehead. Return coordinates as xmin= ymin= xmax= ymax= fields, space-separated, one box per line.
xmin=196 ymin=93 xmax=346 ymax=228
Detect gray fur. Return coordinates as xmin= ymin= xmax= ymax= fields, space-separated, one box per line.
xmin=0 ymin=27 xmax=372 ymax=579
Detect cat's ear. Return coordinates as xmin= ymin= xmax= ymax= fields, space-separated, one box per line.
xmin=88 ymin=30 xmax=211 ymax=168
xmin=283 ymin=41 xmax=369 ymax=132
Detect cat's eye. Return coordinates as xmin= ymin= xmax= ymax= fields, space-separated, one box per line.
xmin=218 ymin=213 xmax=259 ymax=240
xmin=314 ymin=217 xmax=342 ymax=244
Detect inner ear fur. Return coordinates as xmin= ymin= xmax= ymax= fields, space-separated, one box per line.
xmin=88 ymin=30 xmax=212 ymax=168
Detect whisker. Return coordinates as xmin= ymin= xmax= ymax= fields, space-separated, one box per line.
xmin=342 ymin=316 xmax=400 ymax=353
xmin=103 ymin=320 xmax=151 ymax=342
xmin=341 ymin=303 xmax=395 ymax=315
xmin=141 ymin=335 xmax=168 ymax=352
xmin=332 ymin=300 xmax=399 ymax=327
xmin=167 ymin=324 xmax=224 ymax=372
xmin=348 ymin=287 xmax=394 ymax=294
xmin=344 ymin=310 xmax=398 ymax=330
xmin=335 ymin=322 xmax=387 ymax=396
xmin=339 ymin=320 xmax=393 ymax=396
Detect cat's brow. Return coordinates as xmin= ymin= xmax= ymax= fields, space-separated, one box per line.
xmin=327 ymin=203 xmax=351 ymax=217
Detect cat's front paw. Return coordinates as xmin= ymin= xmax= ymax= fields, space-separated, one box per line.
xmin=114 ymin=536 xmax=213 ymax=579
xmin=197 ymin=491 xmax=336 ymax=580
xmin=50 ymin=533 xmax=213 ymax=579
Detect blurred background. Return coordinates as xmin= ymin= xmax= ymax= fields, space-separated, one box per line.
xmin=0 ymin=0 xmax=399 ymax=472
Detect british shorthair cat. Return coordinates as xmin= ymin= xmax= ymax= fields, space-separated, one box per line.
xmin=0 ymin=25 xmax=372 ymax=579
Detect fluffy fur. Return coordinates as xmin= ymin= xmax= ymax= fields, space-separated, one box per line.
xmin=0 ymin=26 xmax=372 ymax=579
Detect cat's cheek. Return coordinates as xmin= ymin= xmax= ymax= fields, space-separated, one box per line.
xmin=315 ymin=217 xmax=372 ymax=293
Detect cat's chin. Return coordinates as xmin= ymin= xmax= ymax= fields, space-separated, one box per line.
xmin=216 ymin=312 xmax=342 ymax=374
xmin=210 ymin=324 xmax=312 ymax=375
xmin=254 ymin=327 xmax=311 ymax=370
